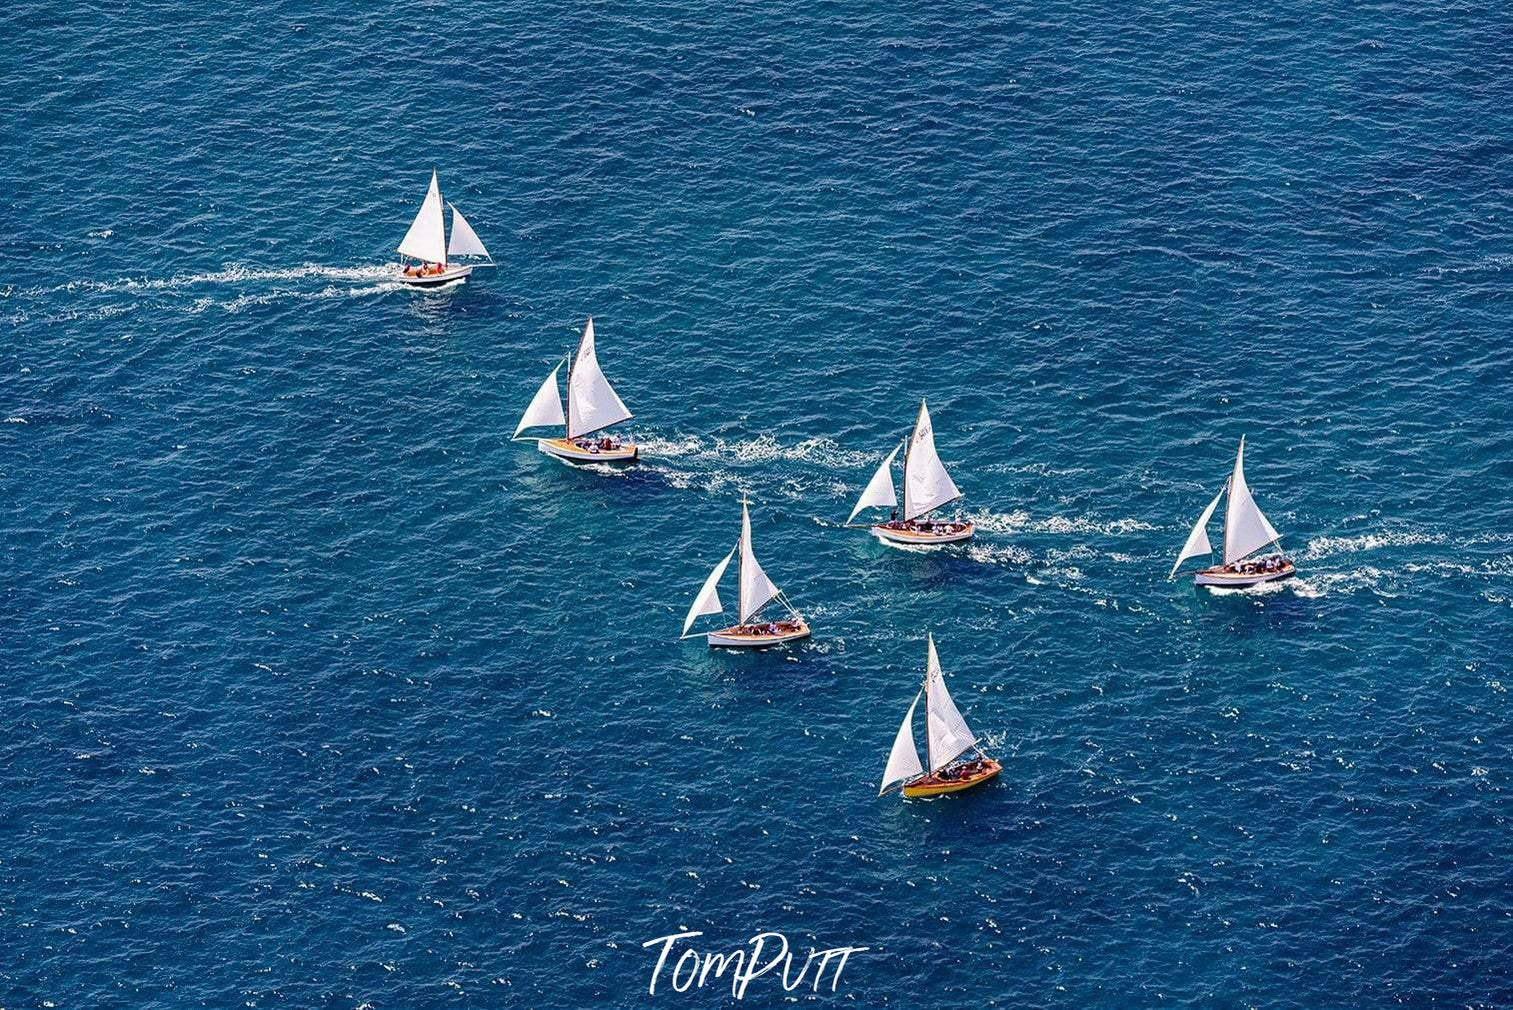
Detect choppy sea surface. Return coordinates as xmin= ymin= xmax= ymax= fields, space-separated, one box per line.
xmin=4 ymin=2 xmax=1512 ymax=1006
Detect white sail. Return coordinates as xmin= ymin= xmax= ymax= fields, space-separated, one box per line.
xmin=902 ymin=399 xmax=962 ymax=521
xmin=846 ymin=443 xmax=901 ymax=524
xmin=1223 ymin=437 xmax=1282 ymax=564
xmin=738 ymin=501 xmax=782 ymax=623
xmin=446 ymin=204 xmax=490 ymax=259
xmin=397 ymin=170 xmax=447 ymax=264
xmin=682 ymin=548 xmax=735 ymax=636
xmin=1169 ymin=485 xmax=1225 ymax=578
xmin=512 ymin=364 xmax=565 ymax=438
xmin=924 ymin=634 xmax=977 ymax=772
xmin=566 ymin=318 xmax=633 ymax=438
xmin=879 ymin=692 xmax=925 ymax=794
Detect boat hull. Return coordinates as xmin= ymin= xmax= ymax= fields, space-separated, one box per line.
xmin=394 ymin=264 xmax=474 ymax=287
xmin=872 ymin=520 xmax=975 ymax=545
xmin=537 ymin=437 xmax=639 ymax=465
xmin=706 ymin=619 xmax=811 ymax=649
xmin=902 ymin=757 xmax=1002 ymax=797
xmin=1194 ymin=561 xmax=1296 ymax=587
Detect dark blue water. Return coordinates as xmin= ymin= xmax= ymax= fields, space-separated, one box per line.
xmin=4 ymin=2 xmax=1512 ymax=1006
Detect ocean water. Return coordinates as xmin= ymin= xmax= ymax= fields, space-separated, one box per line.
xmin=3 ymin=1 xmax=1512 ymax=1006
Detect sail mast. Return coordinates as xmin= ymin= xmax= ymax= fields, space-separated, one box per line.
xmin=1222 ymin=436 xmax=1283 ymax=564
xmin=736 ymin=496 xmax=783 ymax=626
xmin=902 ymin=398 xmax=962 ymax=521
xmin=565 ymin=317 xmax=633 ymax=439
xmin=564 ymin=344 xmax=574 ymax=438
xmin=396 ymin=169 xmax=447 ymax=266
xmin=921 ymin=647 xmax=934 ymax=773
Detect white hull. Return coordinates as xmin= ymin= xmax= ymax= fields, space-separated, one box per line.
xmin=1194 ymin=563 xmax=1296 ymax=587
xmin=871 ymin=520 xmax=974 ymax=545
xmin=536 ymin=437 xmax=638 ymax=465
xmin=394 ymin=263 xmax=473 ymax=287
xmin=707 ymin=620 xmax=811 ymax=649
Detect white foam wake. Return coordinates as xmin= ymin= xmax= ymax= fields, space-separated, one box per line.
xmin=965 ymin=509 xmax=1157 ymax=537
xmin=21 ymin=262 xmax=397 ymax=298
xmin=1300 ymin=530 xmax=1513 ymax=561
xmin=634 ymin=432 xmax=853 ymax=468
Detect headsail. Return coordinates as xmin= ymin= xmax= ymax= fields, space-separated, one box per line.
xmin=738 ymin=501 xmax=781 ymax=623
xmin=879 ymin=692 xmax=925 ymax=794
xmin=566 ymin=318 xmax=633 ymax=438
xmin=447 ymin=204 xmax=490 ymax=259
xmin=682 ymin=548 xmax=735 ymax=637
xmin=847 ymin=443 xmax=902 ymax=524
xmin=1223 ymin=436 xmax=1282 ymax=564
xmin=513 ymin=363 xmax=566 ymax=438
xmin=924 ymin=634 xmax=977 ymax=772
xmin=902 ymin=399 xmax=962 ymax=521
xmin=397 ymin=170 xmax=447 ymax=264
xmin=1170 ymin=484 xmax=1226 ymax=578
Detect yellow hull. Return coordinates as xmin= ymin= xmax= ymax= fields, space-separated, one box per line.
xmin=901 ymin=758 xmax=1001 ymax=797
xmin=537 ymin=437 xmax=639 ymax=464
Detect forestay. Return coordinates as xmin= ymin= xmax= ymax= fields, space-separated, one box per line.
xmin=513 ymin=364 xmax=565 ymax=438
xmin=682 ymin=548 xmax=735 ymax=636
xmin=1223 ymin=437 xmax=1282 ymax=564
xmin=447 ymin=204 xmax=490 ymax=259
xmin=847 ymin=443 xmax=902 ymax=523
xmin=903 ymin=399 xmax=962 ymax=521
xmin=738 ymin=502 xmax=782 ymax=623
xmin=924 ymin=635 xmax=977 ymax=772
xmin=397 ymin=170 xmax=446 ymax=264
xmin=879 ymin=692 xmax=925 ymax=794
xmin=566 ymin=318 xmax=633 ymax=438
xmin=1170 ymin=484 xmax=1226 ymax=578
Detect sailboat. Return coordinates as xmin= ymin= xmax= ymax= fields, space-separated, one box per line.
xmin=846 ymin=399 xmax=973 ymax=545
xmin=1170 ymin=436 xmax=1296 ymax=587
xmin=394 ymin=170 xmax=493 ymax=287
xmin=879 ymin=634 xmax=1001 ymax=798
xmin=680 ymin=498 xmax=811 ymax=648
xmin=512 ymin=317 xmax=638 ymax=464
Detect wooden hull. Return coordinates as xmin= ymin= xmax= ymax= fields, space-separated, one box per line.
xmin=872 ymin=520 xmax=975 ymax=545
xmin=901 ymin=757 xmax=1001 ymax=797
xmin=707 ymin=619 xmax=811 ymax=649
xmin=394 ymin=264 xmax=473 ymax=287
xmin=537 ymin=437 xmax=639 ymax=465
xmin=1194 ymin=561 xmax=1296 ymax=587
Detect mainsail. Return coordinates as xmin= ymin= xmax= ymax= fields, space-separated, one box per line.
xmin=902 ymin=399 xmax=962 ymax=521
xmin=1170 ymin=484 xmax=1226 ymax=578
xmin=682 ymin=547 xmax=736 ymax=637
xmin=397 ymin=170 xmax=447 ymax=265
xmin=513 ymin=363 xmax=566 ymax=438
xmin=1223 ymin=436 xmax=1282 ymax=564
xmin=847 ymin=443 xmax=902 ymax=523
xmin=924 ymin=635 xmax=977 ymax=772
xmin=879 ymin=692 xmax=925 ymax=795
xmin=447 ymin=204 xmax=490 ymax=259
xmin=566 ymin=318 xmax=633 ymax=439
xmin=738 ymin=501 xmax=781 ymax=623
